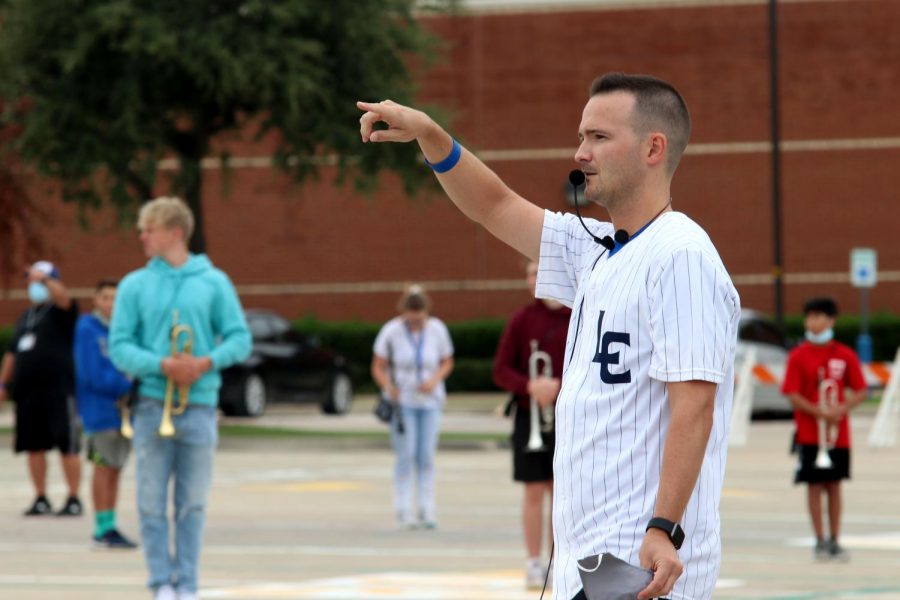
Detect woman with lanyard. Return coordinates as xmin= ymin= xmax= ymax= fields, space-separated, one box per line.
xmin=371 ymin=285 xmax=454 ymax=529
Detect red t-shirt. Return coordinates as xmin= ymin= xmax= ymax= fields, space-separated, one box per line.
xmin=493 ymin=300 xmax=571 ymax=409
xmin=781 ymin=341 xmax=866 ymax=448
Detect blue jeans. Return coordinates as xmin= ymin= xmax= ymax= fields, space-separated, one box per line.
xmin=133 ymin=398 xmax=217 ymax=594
xmin=390 ymin=405 xmax=441 ymax=521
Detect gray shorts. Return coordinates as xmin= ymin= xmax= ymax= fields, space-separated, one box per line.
xmin=86 ymin=430 xmax=131 ymax=469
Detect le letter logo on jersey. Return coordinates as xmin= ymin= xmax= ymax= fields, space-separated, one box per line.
xmin=593 ymin=310 xmax=632 ymax=384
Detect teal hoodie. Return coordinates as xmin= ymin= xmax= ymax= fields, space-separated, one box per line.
xmin=109 ymin=254 xmax=251 ymax=406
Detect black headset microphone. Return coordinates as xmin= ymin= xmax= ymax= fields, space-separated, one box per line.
xmin=568 ymin=170 xmax=629 ymax=251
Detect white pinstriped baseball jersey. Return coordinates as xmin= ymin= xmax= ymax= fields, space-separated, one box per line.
xmin=536 ymin=209 xmax=741 ymax=600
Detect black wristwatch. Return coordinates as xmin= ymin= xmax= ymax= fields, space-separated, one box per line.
xmin=646 ymin=517 xmax=685 ymax=550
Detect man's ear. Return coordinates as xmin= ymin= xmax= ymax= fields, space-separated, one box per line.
xmin=646 ymin=132 xmax=668 ymax=167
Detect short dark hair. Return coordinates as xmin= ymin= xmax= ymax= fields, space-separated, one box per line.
xmin=589 ymin=72 xmax=692 ymax=174
xmin=803 ymin=297 xmax=838 ymax=317
xmin=95 ymin=279 xmax=118 ymax=293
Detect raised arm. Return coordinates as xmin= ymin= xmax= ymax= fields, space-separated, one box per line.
xmin=357 ymin=100 xmax=545 ymax=260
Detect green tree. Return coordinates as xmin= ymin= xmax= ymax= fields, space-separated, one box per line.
xmin=0 ymin=0 xmax=449 ymax=253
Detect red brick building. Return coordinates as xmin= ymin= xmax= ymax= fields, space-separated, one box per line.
xmin=3 ymin=0 xmax=898 ymax=325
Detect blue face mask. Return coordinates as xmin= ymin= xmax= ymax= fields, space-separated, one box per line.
xmin=805 ymin=328 xmax=833 ymax=345
xmin=27 ymin=281 xmax=50 ymax=304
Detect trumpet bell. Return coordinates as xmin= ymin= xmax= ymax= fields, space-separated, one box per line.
xmin=158 ymin=418 xmax=176 ymax=438
xmin=814 ymin=448 xmax=833 ymax=469
xmin=120 ymin=418 xmax=134 ymax=440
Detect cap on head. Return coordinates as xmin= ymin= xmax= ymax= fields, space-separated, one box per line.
xmin=803 ymin=297 xmax=838 ymax=317
xmin=29 ymin=260 xmax=60 ymax=280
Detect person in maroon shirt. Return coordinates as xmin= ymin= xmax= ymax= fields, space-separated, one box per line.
xmin=781 ymin=297 xmax=867 ymax=562
xmin=493 ymin=261 xmax=571 ymax=589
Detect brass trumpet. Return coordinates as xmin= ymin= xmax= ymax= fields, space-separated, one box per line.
xmin=815 ymin=372 xmax=839 ymax=469
xmin=159 ymin=311 xmax=193 ymax=438
xmin=525 ymin=339 xmax=554 ymax=452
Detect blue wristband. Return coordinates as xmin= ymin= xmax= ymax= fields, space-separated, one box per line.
xmin=425 ymin=139 xmax=462 ymax=174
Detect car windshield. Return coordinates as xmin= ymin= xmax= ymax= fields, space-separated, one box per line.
xmin=739 ymin=318 xmax=786 ymax=348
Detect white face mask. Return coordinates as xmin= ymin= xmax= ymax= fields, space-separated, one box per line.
xmin=805 ymin=328 xmax=833 ymax=345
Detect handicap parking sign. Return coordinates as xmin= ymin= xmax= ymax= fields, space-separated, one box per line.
xmin=850 ymin=248 xmax=877 ymax=288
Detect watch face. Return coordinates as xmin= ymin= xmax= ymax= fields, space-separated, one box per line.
xmin=671 ymin=524 xmax=685 ymax=549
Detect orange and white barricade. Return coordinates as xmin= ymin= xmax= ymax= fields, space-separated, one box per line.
xmin=729 ymin=347 xmax=758 ymax=447
xmin=730 ymin=354 xmax=894 ymax=448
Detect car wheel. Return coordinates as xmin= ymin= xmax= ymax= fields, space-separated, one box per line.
xmin=236 ymin=372 xmax=267 ymax=417
xmin=322 ymin=371 xmax=353 ymax=415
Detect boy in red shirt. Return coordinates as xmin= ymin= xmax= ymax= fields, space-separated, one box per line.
xmin=781 ymin=297 xmax=867 ymax=561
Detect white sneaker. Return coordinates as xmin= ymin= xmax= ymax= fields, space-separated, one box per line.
xmin=154 ymin=585 xmax=177 ymax=600
xmin=525 ymin=559 xmax=545 ymax=590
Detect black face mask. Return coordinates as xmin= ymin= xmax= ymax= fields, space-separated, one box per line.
xmin=576 ymin=553 xmax=654 ymax=600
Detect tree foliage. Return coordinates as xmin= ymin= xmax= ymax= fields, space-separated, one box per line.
xmin=0 ymin=0 xmax=449 ymax=252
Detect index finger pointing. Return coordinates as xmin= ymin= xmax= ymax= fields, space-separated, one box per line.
xmin=356 ymin=100 xmax=379 ymax=112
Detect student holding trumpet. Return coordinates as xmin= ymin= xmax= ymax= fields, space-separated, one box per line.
xmin=109 ymin=197 xmax=251 ymax=600
xmin=782 ymin=297 xmax=867 ymax=562
xmin=493 ymin=260 xmax=570 ymax=589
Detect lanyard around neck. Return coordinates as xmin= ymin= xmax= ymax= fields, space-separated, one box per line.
xmin=404 ymin=323 xmax=426 ymax=382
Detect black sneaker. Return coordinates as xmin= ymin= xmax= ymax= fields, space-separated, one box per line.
xmin=829 ymin=538 xmax=850 ymax=562
xmin=56 ymin=496 xmax=83 ymax=517
xmin=813 ymin=538 xmax=830 ymax=561
xmin=23 ymin=496 xmax=52 ymax=516
xmin=92 ymin=529 xmax=138 ymax=550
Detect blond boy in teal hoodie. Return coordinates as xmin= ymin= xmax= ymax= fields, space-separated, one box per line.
xmin=110 ymin=197 xmax=250 ymax=600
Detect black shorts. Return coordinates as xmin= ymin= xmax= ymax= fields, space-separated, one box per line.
xmin=511 ymin=405 xmax=554 ymax=482
xmin=14 ymin=391 xmax=82 ymax=455
xmin=794 ymin=444 xmax=850 ymax=484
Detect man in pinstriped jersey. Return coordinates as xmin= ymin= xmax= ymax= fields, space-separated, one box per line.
xmin=358 ymin=72 xmax=740 ymax=600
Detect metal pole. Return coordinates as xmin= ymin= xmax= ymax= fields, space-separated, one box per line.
xmin=858 ymin=287 xmax=873 ymax=362
xmin=768 ymin=0 xmax=785 ymax=328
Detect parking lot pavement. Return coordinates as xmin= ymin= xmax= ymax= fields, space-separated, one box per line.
xmin=0 ymin=400 xmax=898 ymax=599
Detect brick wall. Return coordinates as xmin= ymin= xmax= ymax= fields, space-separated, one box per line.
xmin=2 ymin=0 xmax=897 ymax=326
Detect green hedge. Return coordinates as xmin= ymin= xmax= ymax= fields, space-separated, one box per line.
xmin=0 ymin=325 xmax=10 ymax=354
xmin=299 ymin=313 xmax=900 ymax=392
xmin=3 ymin=313 xmax=898 ymax=394
xmin=782 ymin=313 xmax=900 ymax=360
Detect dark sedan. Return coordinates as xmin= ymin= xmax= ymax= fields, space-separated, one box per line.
xmin=218 ymin=309 xmax=353 ymax=417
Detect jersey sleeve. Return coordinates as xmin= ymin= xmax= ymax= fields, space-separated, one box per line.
xmin=648 ymin=247 xmax=740 ymax=383
xmin=535 ymin=210 xmax=610 ymax=308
